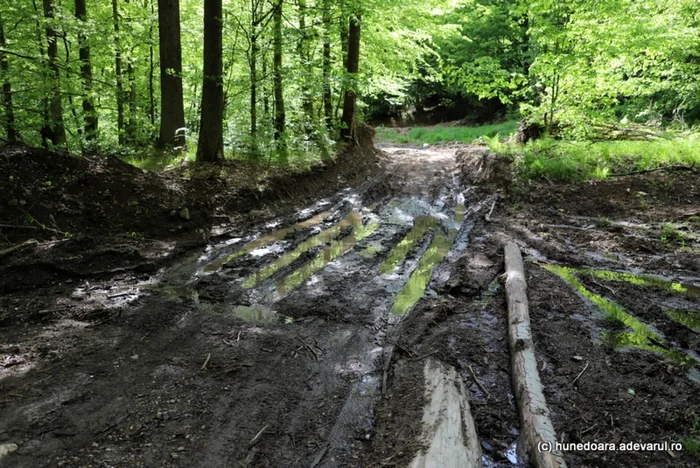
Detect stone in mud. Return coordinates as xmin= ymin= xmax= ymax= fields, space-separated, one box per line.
xmin=0 ymin=443 xmax=18 ymax=459
xmin=179 ymin=207 xmax=190 ymax=220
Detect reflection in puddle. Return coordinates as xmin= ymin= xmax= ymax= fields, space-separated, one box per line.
xmin=391 ymin=230 xmax=455 ymax=315
xmin=664 ymin=308 xmax=700 ymax=332
xmin=581 ymin=269 xmax=700 ymax=298
xmin=201 ymin=210 xmax=332 ymax=273
xmin=545 ymin=265 xmax=698 ymax=372
xmin=389 ymin=202 xmax=465 ymax=316
xmin=379 ymin=216 xmax=438 ymax=274
xmin=276 ymin=218 xmax=380 ymax=295
xmin=244 ymin=211 xmax=365 ymax=288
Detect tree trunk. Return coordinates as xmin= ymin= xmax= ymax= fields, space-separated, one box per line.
xmin=75 ymin=0 xmax=97 ymax=141
xmin=249 ymin=16 xmax=258 ymax=158
xmin=297 ymin=0 xmax=313 ymax=127
xmin=322 ymin=0 xmax=332 ymax=129
xmin=503 ymin=243 xmax=567 ymax=468
xmin=148 ymin=0 xmax=155 ymax=126
xmin=340 ymin=14 xmax=360 ymax=143
xmin=157 ymin=0 xmax=186 ymax=147
xmin=272 ymin=0 xmax=287 ymax=162
xmin=112 ymin=0 xmax=125 ymax=144
xmin=43 ymin=0 xmax=66 ymax=145
xmin=0 ymin=19 xmax=20 ymax=144
xmin=196 ymin=0 xmax=224 ymax=163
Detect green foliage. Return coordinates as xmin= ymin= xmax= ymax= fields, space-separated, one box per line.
xmin=376 ymin=120 xmax=518 ymax=144
xmin=492 ymin=136 xmax=700 ymax=182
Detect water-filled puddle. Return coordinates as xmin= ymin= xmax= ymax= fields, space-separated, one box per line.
xmin=581 ymin=269 xmax=700 ymax=298
xmin=379 ymin=216 xmax=438 ymax=274
xmin=276 ymin=217 xmax=380 ymax=295
xmin=389 ymin=203 xmax=464 ymax=316
xmin=243 ymin=211 xmax=368 ymax=288
xmin=545 ymin=265 xmax=698 ymax=372
xmin=201 ymin=210 xmax=332 ymax=273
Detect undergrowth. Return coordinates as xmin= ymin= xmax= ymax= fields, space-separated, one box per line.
xmin=375 ymin=120 xmax=518 ymax=145
xmin=486 ymin=135 xmax=700 ymax=182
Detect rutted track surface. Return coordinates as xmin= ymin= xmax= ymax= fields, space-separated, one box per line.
xmin=0 ymin=145 xmax=503 ymax=467
xmin=3 ymin=144 xmax=700 ymax=467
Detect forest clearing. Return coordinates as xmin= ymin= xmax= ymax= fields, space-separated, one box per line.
xmin=1 ymin=0 xmax=700 ymax=467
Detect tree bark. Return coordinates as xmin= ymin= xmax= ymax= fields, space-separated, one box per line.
xmin=147 ymin=0 xmax=156 ymax=126
xmin=157 ymin=0 xmax=186 ymax=147
xmin=503 ymin=243 xmax=567 ymax=468
xmin=75 ymin=0 xmax=97 ymax=141
xmin=296 ymin=0 xmax=313 ymax=127
xmin=0 ymin=19 xmax=20 ymax=144
xmin=112 ymin=0 xmax=125 ymax=144
xmin=43 ymin=0 xmax=66 ymax=145
xmin=322 ymin=0 xmax=332 ymax=129
xmin=196 ymin=0 xmax=224 ymax=163
xmin=249 ymin=3 xmax=259 ymax=158
xmin=272 ymin=0 xmax=287 ymax=162
xmin=340 ymin=14 xmax=360 ymax=143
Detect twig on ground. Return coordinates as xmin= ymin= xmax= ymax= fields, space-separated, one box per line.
xmin=309 ymin=445 xmax=329 ymax=468
xmin=201 ymin=352 xmax=211 ymax=370
xmin=571 ymin=361 xmax=589 ymax=386
xmin=468 ymin=365 xmax=490 ymax=399
xmin=248 ymin=425 xmax=268 ymax=448
xmin=485 ymin=200 xmax=496 ymax=222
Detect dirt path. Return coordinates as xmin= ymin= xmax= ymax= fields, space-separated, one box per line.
xmin=2 ymin=144 xmax=699 ymax=467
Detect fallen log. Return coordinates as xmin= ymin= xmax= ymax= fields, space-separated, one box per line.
xmin=409 ymin=359 xmax=481 ymax=468
xmin=504 ymin=242 xmax=566 ymax=468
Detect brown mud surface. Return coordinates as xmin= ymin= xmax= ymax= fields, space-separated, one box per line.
xmin=1 ymin=140 xmax=699 ymax=467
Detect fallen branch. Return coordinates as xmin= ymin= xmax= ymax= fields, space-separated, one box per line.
xmin=468 ymin=365 xmax=490 ymax=399
xmin=248 ymin=425 xmax=268 ymax=448
xmin=504 ymin=243 xmax=567 ymax=468
xmin=0 ymin=224 xmax=38 ymax=230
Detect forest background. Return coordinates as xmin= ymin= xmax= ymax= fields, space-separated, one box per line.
xmin=1 ymin=0 xmax=699 ymax=170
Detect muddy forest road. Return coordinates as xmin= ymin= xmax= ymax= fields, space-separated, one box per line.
xmin=2 ymin=144 xmax=700 ymax=467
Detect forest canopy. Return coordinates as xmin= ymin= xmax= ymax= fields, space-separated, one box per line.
xmin=0 ymin=0 xmax=699 ymax=162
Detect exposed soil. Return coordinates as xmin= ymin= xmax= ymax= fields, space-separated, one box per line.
xmin=1 ymin=139 xmax=699 ymax=467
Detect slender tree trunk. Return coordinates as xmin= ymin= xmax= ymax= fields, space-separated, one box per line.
xmin=75 ymin=0 xmax=97 ymax=141
xmin=272 ymin=0 xmax=287 ymax=162
xmin=157 ymin=0 xmax=186 ymax=147
xmin=262 ymin=53 xmax=269 ymax=117
xmin=0 ymin=19 xmax=20 ymax=144
xmin=249 ymin=2 xmax=258 ymax=158
xmin=340 ymin=14 xmax=360 ymax=143
xmin=126 ymin=61 xmax=136 ymax=143
xmin=148 ymin=0 xmax=155 ymax=126
xmin=43 ymin=0 xmax=66 ymax=145
xmin=322 ymin=0 xmax=332 ymax=129
xmin=112 ymin=0 xmax=125 ymax=144
xmin=297 ymin=0 xmax=313 ymax=127
xmin=196 ymin=0 xmax=224 ymax=163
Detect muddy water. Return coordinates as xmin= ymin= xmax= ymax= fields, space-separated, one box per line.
xmin=183 ymin=145 xmax=480 ymax=463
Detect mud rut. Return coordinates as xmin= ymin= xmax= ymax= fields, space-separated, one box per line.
xmin=1 ymin=146 xmax=530 ymax=467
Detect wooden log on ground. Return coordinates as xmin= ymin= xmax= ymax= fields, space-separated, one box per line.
xmin=409 ymin=358 xmax=481 ymax=468
xmin=504 ymin=242 xmax=566 ymax=468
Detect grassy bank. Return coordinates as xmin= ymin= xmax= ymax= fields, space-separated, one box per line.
xmin=487 ymin=136 xmax=700 ymax=182
xmin=375 ymin=120 xmax=518 ymax=145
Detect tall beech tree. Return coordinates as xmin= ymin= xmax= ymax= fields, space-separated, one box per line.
xmin=0 ymin=18 xmax=19 ymax=144
xmin=75 ymin=0 xmax=97 ymax=140
xmin=272 ymin=0 xmax=286 ymax=161
xmin=340 ymin=13 xmax=361 ymax=143
xmin=196 ymin=0 xmax=224 ymax=163
xmin=157 ymin=0 xmax=186 ymax=147
xmin=42 ymin=0 xmax=66 ymax=145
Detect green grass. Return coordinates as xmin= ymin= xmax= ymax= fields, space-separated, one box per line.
xmin=121 ymin=148 xmax=196 ymax=172
xmin=375 ymin=120 xmax=519 ymax=145
xmin=489 ymin=136 xmax=700 ymax=182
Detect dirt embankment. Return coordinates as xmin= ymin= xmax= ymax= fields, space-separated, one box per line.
xmin=0 ymin=128 xmax=382 ymax=292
